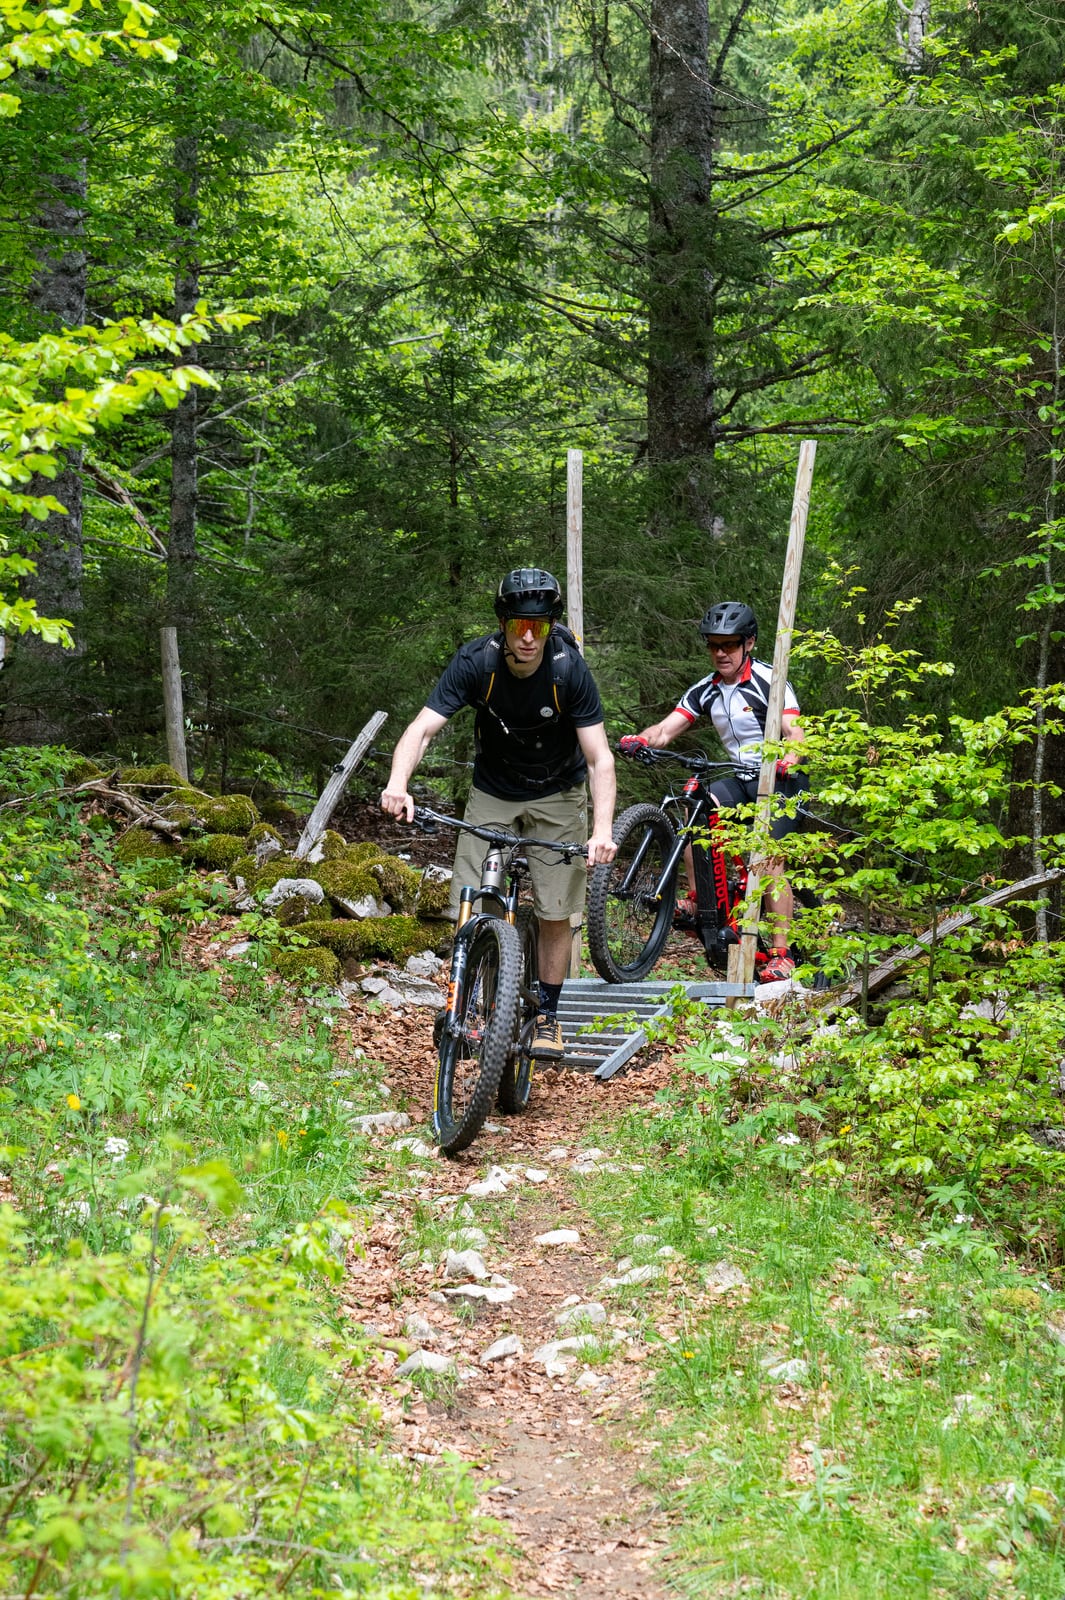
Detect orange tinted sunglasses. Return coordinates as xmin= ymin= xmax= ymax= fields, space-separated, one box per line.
xmin=503 ymin=616 xmax=552 ymax=639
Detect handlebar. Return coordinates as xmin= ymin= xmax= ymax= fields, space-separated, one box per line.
xmin=410 ymin=806 xmax=587 ymax=859
xmin=616 ymin=743 xmax=758 ymax=783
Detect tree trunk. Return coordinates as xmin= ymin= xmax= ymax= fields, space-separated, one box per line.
xmin=646 ymin=0 xmax=718 ymax=539
xmin=896 ymin=0 xmax=931 ymax=73
xmin=3 ymin=142 xmax=88 ymax=745
xmin=167 ymin=134 xmax=200 ymax=641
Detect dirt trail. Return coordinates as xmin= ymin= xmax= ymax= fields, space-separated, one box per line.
xmin=336 ymin=997 xmax=676 ymax=1599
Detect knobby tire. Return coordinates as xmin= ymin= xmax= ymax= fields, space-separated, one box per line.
xmin=587 ymin=803 xmax=678 ymax=982
xmin=497 ymin=905 xmax=538 ymax=1113
xmin=435 ymin=918 xmax=522 ymax=1155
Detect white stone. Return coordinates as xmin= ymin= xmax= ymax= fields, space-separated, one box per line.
xmin=448 ymin=1227 xmax=488 ymax=1251
xmin=657 ymin=1245 xmax=677 ymax=1259
xmin=466 ymin=1174 xmax=509 ymax=1198
xmin=391 ymin=1137 xmax=436 ymax=1158
xmin=524 ymin=1168 xmax=550 ymax=1184
xmin=253 ymin=832 xmax=283 ymax=866
xmin=248 ymin=1079 xmax=273 ymax=1103
xmin=223 ymin=941 xmax=254 ymax=959
xmin=705 ymin=1260 xmax=748 ymax=1291
xmin=403 ymin=1313 xmax=435 ymax=1342
xmin=354 ymin=1111 xmax=411 ymax=1134
xmin=535 ymin=1228 xmax=580 ymax=1248
xmin=531 ymin=1334 xmax=602 ymax=1376
xmin=262 ymin=877 xmax=325 ymax=911
xmin=575 ymin=1370 xmax=610 ymax=1390
xmin=602 ymin=1263 xmax=661 ymax=1288
xmin=632 ymin=1233 xmax=658 ymax=1249
xmin=442 ymin=1282 xmax=516 ymax=1307
xmin=341 ymin=894 xmax=392 ymax=919
xmin=481 ymin=1334 xmax=523 ymax=1364
xmin=396 ymin=1350 xmax=456 ymax=1378
xmin=545 ymin=1147 xmax=569 ymax=1162
xmin=555 ymin=1301 xmax=607 ymax=1329
xmin=445 ymin=1248 xmax=488 ymax=1281
xmin=406 ymin=951 xmax=443 ymax=977
xmin=763 ymin=1357 xmax=809 ymax=1384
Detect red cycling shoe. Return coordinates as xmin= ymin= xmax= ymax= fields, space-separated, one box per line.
xmin=760 ymin=951 xmax=795 ymax=982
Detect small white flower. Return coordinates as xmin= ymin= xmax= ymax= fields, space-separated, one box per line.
xmin=44 ymin=891 xmax=57 ymax=902
xmin=104 ymin=1137 xmax=130 ymax=1164
xmin=953 ymin=1212 xmax=975 ymax=1226
xmin=102 ymin=1031 xmax=122 ymax=1043
xmin=320 ymin=1015 xmax=336 ymax=1028
xmin=776 ymin=1132 xmax=801 ymax=1147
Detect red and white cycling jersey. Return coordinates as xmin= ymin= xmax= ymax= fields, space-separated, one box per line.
xmin=675 ymin=657 xmax=799 ymax=766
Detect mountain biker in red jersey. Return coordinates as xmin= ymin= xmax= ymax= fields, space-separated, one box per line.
xmin=620 ymin=601 xmax=806 ymax=983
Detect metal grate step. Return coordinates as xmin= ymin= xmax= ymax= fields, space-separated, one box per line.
xmin=556 ymin=977 xmax=753 ymax=1079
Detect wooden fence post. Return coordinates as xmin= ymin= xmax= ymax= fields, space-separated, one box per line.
xmin=727 ymin=440 xmax=816 ymax=1000
xmin=295 ymin=710 xmax=389 ymax=860
xmin=160 ymin=626 xmax=189 ymax=782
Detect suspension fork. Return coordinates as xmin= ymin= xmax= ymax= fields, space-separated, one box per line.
xmin=614 ymin=816 xmax=687 ymax=902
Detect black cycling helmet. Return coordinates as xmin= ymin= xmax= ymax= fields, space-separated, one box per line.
xmin=699 ymin=600 xmax=758 ymax=640
xmin=494 ymin=567 xmax=563 ymax=622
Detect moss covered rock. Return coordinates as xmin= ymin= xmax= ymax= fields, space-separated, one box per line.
xmin=415 ymin=869 xmax=452 ymax=919
xmin=275 ymin=947 xmax=341 ymax=986
xmin=181 ymin=833 xmax=247 ymax=870
xmin=200 ymin=794 xmax=259 ymax=835
xmin=120 ymin=763 xmax=186 ymax=791
xmin=114 ymin=827 xmax=179 ymax=864
xmin=63 ymin=757 xmax=105 ymax=785
xmin=276 ymin=896 xmax=333 ymax=928
xmin=246 ymin=822 xmax=284 ymax=853
xmin=229 ymin=854 xmax=303 ymax=897
xmin=301 ymin=915 xmax=428 ymax=963
xmin=310 ymin=858 xmax=380 ymax=905
xmin=367 ymin=856 xmax=420 ymax=913
xmin=317 ymin=830 xmax=349 ymax=861
xmin=258 ymin=797 xmax=300 ymax=826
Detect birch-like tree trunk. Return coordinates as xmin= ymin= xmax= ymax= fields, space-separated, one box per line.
xmin=167 ymin=133 xmax=200 ymax=641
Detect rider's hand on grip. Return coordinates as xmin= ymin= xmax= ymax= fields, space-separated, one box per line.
xmin=619 ymin=734 xmax=652 ymax=763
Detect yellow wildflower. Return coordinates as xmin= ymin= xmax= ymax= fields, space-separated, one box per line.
xmin=276 ymin=1129 xmax=289 ymax=1148
xmin=66 ymin=1093 xmax=81 ymax=1111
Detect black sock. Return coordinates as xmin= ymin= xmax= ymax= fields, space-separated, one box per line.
xmin=538 ymin=980 xmax=563 ymax=1017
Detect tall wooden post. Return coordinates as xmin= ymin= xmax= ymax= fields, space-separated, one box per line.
xmin=160 ymin=625 xmax=189 ymax=782
xmin=566 ymin=448 xmax=585 ymax=976
xmin=566 ymin=449 xmax=584 ymax=651
xmin=727 ymin=440 xmax=816 ymax=998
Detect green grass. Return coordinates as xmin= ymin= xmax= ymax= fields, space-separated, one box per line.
xmin=577 ymin=1042 xmax=1065 ymax=1598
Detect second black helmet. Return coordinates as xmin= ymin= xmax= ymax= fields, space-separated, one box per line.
xmin=699 ymin=600 xmax=758 ymax=640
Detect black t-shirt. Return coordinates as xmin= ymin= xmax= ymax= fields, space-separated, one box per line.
xmin=426 ymin=631 xmax=605 ymax=800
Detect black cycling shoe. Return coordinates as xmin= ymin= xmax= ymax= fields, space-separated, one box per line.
xmin=672 ymin=895 xmax=698 ymax=934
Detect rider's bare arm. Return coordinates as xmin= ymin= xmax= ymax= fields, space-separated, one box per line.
xmin=576 ymin=722 xmax=617 ymax=865
xmin=778 ymin=711 xmax=804 ymax=770
xmin=380 ymin=707 xmax=449 ymax=821
xmin=635 ymin=709 xmax=692 ymax=749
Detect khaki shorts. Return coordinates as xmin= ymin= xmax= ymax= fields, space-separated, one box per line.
xmin=448 ymin=785 xmax=589 ymax=922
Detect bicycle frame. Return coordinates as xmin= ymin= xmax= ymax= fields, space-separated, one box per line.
xmin=615 ymin=749 xmax=757 ymax=967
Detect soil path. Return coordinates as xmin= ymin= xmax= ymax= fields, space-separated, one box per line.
xmin=335 ymin=994 xmax=678 ymax=1600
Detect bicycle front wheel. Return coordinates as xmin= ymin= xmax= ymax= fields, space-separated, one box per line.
xmin=497 ymin=906 xmax=538 ymax=1114
xmin=587 ymin=803 xmax=678 ymax=982
xmin=435 ymin=917 xmax=522 ymax=1155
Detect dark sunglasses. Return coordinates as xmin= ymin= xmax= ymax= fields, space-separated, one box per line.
xmin=706 ymin=637 xmax=743 ymax=651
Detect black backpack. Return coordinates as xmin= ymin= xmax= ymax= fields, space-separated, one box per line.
xmin=477 ymin=624 xmax=581 ymax=716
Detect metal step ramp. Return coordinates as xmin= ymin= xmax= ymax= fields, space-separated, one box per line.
xmin=557 ymin=977 xmax=754 ymax=1080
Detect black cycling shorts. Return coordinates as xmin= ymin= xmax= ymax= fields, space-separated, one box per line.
xmin=707 ymin=770 xmax=809 ymax=843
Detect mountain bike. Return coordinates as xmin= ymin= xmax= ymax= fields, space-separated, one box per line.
xmin=586 ymin=747 xmax=770 ymax=983
xmin=410 ymin=806 xmax=586 ymax=1156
